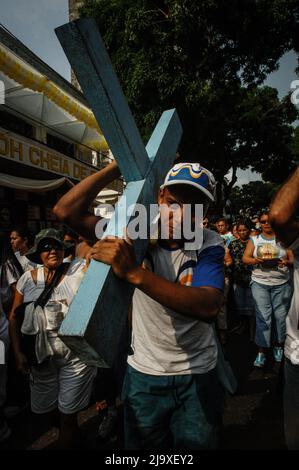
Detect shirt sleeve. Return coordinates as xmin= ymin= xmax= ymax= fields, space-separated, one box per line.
xmin=4 ymin=262 xmax=20 ymax=286
xmin=16 ymin=272 xmax=30 ymax=295
xmin=192 ymin=245 xmax=225 ymax=291
xmin=68 ymin=258 xmax=86 ymax=274
xmin=6 ymin=268 xmax=18 ymax=286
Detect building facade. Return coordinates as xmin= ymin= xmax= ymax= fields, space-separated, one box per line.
xmin=0 ymin=25 xmax=122 ymax=235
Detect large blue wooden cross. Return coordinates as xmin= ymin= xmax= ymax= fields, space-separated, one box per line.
xmin=55 ymin=18 xmax=182 ymax=367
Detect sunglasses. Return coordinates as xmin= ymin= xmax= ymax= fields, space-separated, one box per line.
xmin=39 ymin=241 xmax=63 ymax=252
xmin=260 ymin=220 xmax=269 ymax=224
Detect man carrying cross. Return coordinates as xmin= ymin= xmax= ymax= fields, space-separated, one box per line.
xmin=54 ymin=160 xmax=225 ymax=449
xmin=53 ymin=17 xmax=228 ymax=449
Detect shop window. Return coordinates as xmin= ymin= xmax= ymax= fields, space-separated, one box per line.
xmin=0 ymin=110 xmax=34 ymax=138
xmin=47 ymin=133 xmax=75 ymax=158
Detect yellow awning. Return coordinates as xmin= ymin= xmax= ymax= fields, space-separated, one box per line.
xmin=0 ymin=43 xmax=108 ymax=152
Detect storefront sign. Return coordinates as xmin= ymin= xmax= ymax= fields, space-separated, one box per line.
xmin=0 ymin=127 xmax=97 ymax=181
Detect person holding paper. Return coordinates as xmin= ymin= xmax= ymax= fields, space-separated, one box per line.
xmin=242 ymin=211 xmax=293 ymax=368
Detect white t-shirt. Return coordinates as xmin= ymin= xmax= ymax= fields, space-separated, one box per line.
xmin=15 ymin=251 xmax=36 ymax=272
xmin=285 ymin=236 xmax=299 ymax=364
xmin=251 ymin=234 xmax=289 ymax=286
xmin=128 ymin=229 xmax=225 ymax=376
xmin=16 ymin=259 xmax=85 ymax=334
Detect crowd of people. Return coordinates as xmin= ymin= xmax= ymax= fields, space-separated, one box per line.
xmin=205 ymin=213 xmax=293 ymax=370
xmin=0 ymin=160 xmax=298 ymax=450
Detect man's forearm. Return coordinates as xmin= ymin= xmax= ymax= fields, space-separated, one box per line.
xmin=269 ymin=167 xmax=299 ymax=245
xmin=54 ymin=160 xmax=120 ymax=217
xmin=53 ymin=160 xmax=121 ymax=238
xmin=242 ymin=255 xmax=259 ymax=266
xmin=270 ymin=168 xmax=299 ymax=222
xmin=127 ymin=267 xmax=223 ymax=322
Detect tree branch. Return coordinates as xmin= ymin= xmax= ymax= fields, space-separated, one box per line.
xmin=226 ymin=164 xmax=238 ymax=198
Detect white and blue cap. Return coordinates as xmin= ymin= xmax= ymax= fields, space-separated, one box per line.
xmin=160 ymin=163 xmax=216 ymax=202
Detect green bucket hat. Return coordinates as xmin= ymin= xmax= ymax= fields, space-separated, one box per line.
xmin=26 ymin=228 xmax=73 ymax=264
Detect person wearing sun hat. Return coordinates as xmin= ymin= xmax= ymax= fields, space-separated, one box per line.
xmin=9 ymin=227 xmax=96 ymax=449
xmin=25 ymin=228 xmax=73 ymax=265
xmin=53 ymin=159 xmax=227 ymax=449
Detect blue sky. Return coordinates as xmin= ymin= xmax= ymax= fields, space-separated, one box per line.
xmin=0 ymin=0 xmax=298 ymax=186
xmin=0 ymin=0 xmax=70 ymax=79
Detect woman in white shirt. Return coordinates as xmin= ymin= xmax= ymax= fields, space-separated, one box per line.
xmin=9 ymin=229 xmax=96 ymax=449
xmin=243 ymin=211 xmax=293 ymax=368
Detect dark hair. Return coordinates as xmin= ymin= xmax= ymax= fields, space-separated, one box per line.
xmin=0 ymin=232 xmax=23 ymax=287
xmin=235 ymin=219 xmax=251 ymax=230
xmin=216 ymin=217 xmax=228 ymax=225
xmin=11 ymin=226 xmax=33 ymax=248
xmin=259 ymin=210 xmax=269 ymax=221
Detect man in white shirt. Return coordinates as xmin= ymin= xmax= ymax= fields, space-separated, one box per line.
xmin=53 ymin=161 xmax=226 ymax=449
xmin=269 ymin=167 xmax=299 ymax=450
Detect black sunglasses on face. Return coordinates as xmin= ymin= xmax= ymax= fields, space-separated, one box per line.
xmin=39 ymin=242 xmax=63 ymax=252
xmin=260 ymin=220 xmax=269 ymax=224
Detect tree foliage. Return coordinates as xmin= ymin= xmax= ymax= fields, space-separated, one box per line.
xmin=80 ymin=0 xmax=299 ymax=206
xmin=290 ymin=125 xmax=299 ymax=163
xmin=230 ymin=180 xmax=281 ymax=214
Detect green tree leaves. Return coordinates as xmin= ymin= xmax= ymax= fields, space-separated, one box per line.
xmin=79 ymin=0 xmax=299 ymax=209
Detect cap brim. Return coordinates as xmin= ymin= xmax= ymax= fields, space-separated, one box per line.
xmin=160 ymin=180 xmax=215 ymax=202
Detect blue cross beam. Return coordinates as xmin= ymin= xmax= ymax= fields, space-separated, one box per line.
xmin=55 ymin=18 xmax=182 ymax=367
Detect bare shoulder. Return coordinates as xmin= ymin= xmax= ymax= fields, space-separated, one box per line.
xmin=29 ymin=267 xmax=39 ymax=285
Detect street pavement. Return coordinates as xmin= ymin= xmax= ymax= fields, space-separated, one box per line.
xmin=0 ymin=329 xmax=285 ymax=451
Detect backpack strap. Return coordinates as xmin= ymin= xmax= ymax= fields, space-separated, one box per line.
xmin=34 ymin=263 xmax=67 ymax=309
